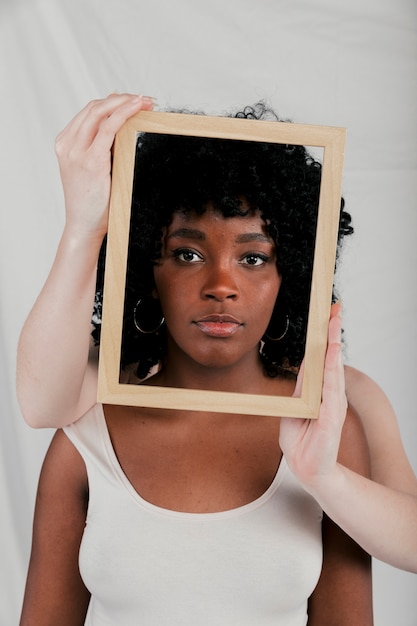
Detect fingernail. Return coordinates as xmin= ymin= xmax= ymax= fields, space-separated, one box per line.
xmin=131 ymin=95 xmax=156 ymax=106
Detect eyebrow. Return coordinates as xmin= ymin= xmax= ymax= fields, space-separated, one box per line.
xmin=167 ymin=229 xmax=272 ymax=244
xmin=167 ymin=228 xmax=206 ymax=241
xmin=235 ymin=233 xmax=272 ymax=244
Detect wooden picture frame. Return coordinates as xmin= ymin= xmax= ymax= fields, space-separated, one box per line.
xmin=97 ymin=110 xmax=346 ymax=418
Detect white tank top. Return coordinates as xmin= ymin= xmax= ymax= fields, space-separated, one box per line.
xmin=64 ymin=404 xmax=323 ymax=626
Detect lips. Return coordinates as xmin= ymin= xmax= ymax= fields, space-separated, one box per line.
xmin=194 ymin=314 xmax=243 ymax=337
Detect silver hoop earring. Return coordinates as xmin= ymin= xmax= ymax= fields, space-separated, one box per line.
xmin=133 ymin=298 xmax=165 ymax=334
xmin=264 ymin=315 xmax=289 ymax=342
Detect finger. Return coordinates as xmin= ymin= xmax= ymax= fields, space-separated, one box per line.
xmin=56 ymin=93 xmax=153 ymax=153
xmin=73 ymin=94 xmax=152 ymax=150
xmin=88 ymin=95 xmax=154 ymax=156
xmin=319 ymin=300 xmax=346 ymax=400
xmin=56 ymin=94 xmax=126 ymax=146
xmin=57 ymin=93 xmax=139 ymax=138
xmin=330 ymin=300 xmax=342 ymax=319
xmin=328 ymin=302 xmax=342 ymax=348
xmin=321 ymin=331 xmax=347 ymax=419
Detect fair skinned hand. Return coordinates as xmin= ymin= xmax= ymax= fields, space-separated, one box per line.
xmin=279 ymin=302 xmax=347 ymax=489
xmin=54 ymin=93 xmax=154 ymax=240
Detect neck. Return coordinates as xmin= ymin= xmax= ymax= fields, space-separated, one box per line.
xmin=156 ymin=350 xmax=267 ymax=394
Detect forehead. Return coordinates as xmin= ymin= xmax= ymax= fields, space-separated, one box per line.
xmin=166 ymin=206 xmax=272 ymax=240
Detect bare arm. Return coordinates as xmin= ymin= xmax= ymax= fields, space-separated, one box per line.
xmin=280 ymin=305 xmax=417 ymax=572
xmin=341 ymin=366 xmax=417 ymax=571
xmin=20 ymin=430 xmax=90 ymax=625
xmin=16 ymin=94 xmax=153 ymax=428
xmin=308 ymin=407 xmax=373 ymax=625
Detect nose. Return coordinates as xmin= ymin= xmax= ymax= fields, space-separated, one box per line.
xmin=200 ymin=263 xmax=240 ymax=301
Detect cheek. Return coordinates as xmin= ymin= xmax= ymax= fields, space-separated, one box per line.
xmin=262 ymin=272 xmax=282 ymax=308
xmin=246 ymin=274 xmax=281 ymax=329
xmin=261 ymin=276 xmax=282 ymax=324
xmin=152 ymin=265 xmax=171 ymax=302
xmin=152 ymin=272 xmax=186 ymax=323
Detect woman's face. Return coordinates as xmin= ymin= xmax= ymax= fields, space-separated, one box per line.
xmin=153 ymin=205 xmax=281 ymax=376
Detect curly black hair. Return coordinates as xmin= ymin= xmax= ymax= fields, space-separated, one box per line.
xmin=93 ymin=103 xmax=353 ymax=379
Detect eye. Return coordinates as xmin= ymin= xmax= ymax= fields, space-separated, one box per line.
xmin=240 ymin=253 xmax=269 ymax=267
xmin=173 ymin=248 xmax=203 ymax=263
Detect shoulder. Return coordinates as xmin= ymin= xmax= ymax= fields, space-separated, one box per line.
xmin=344 ymin=366 xmax=417 ymax=491
xmin=39 ymin=429 xmax=88 ymax=498
xmin=344 ymin=365 xmax=398 ymax=436
xmin=344 ymin=365 xmax=389 ymax=401
xmin=21 ymin=429 xmax=91 ymax=623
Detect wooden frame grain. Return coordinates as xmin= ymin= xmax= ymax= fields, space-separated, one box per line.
xmin=97 ymin=110 xmax=346 ymax=418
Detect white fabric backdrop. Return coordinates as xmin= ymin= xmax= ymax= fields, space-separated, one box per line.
xmin=1 ymin=0 xmax=416 ymax=624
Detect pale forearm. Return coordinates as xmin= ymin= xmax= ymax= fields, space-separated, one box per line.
xmin=16 ymin=96 xmax=155 ymax=429
xmin=305 ymin=464 xmax=417 ymax=573
xmin=16 ymin=230 xmax=102 ymax=427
